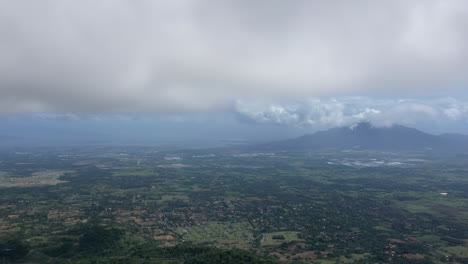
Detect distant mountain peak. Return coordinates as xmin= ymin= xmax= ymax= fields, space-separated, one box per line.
xmin=257 ymin=123 xmax=468 ymax=152
xmin=351 ymin=121 xmax=373 ymax=130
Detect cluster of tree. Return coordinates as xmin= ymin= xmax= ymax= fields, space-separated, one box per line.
xmin=4 ymin=220 xmax=277 ymax=264
xmin=0 ymin=237 xmax=30 ymax=262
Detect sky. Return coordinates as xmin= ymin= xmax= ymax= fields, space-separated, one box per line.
xmin=1 ymin=0 xmax=468 ymax=146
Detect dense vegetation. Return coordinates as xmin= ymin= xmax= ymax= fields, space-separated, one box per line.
xmin=0 ymin=146 xmax=468 ymax=263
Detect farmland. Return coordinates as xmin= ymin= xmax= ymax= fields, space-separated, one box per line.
xmin=0 ymin=146 xmax=468 ymax=263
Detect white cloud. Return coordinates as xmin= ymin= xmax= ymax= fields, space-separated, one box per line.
xmin=444 ymin=108 xmax=462 ymax=120
xmin=235 ymin=97 xmax=468 ymax=129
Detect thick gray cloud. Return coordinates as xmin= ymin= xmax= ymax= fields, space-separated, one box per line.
xmin=1 ymin=0 xmax=468 ymax=112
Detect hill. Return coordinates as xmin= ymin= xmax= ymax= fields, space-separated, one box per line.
xmin=258 ymin=122 xmax=468 ymax=152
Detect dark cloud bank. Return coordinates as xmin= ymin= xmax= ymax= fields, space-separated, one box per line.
xmin=1 ymin=0 xmax=468 ymax=114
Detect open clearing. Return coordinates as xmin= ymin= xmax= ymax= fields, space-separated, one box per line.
xmin=0 ymin=170 xmax=70 ymax=187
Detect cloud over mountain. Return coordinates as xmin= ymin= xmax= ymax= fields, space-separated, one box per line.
xmin=1 ymin=1 xmax=468 ymax=113
xmin=235 ymin=97 xmax=468 ymax=130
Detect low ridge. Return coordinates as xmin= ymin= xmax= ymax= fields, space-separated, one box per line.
xmin=258 ymin=122 xmax=468 ymax=152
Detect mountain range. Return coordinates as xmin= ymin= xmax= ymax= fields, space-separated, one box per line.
xmin=258 ymin=122 xmax=468 ymax=152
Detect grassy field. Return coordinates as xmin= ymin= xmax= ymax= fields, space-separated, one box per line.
xmin=444 ymin=246 xmax=468 ymax=258
xmin=177 ymin=221 xmax=253 ymax=248
xmin=0 ymin=170 xmax=70 ymax=187
xmin=261 ymin=231 xmax=303 ymax=247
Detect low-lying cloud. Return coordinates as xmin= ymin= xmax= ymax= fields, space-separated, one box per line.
xmin=235 ymin=97 xmax=468 ymax=130
xmin=1 ymin=1 xmax=468 ymax=113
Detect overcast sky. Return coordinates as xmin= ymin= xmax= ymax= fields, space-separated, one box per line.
xmin=1 ymin=0 xmax=468 ymax=143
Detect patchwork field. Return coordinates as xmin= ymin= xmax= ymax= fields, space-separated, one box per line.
xmin=1 ymin=148 xmax=468 ymax=263
xmin=0 ymin=170 xmax=70 ymax=187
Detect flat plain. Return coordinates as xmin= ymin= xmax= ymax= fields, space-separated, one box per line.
xmin=0 ymin=147 xmax=468 ymax=263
